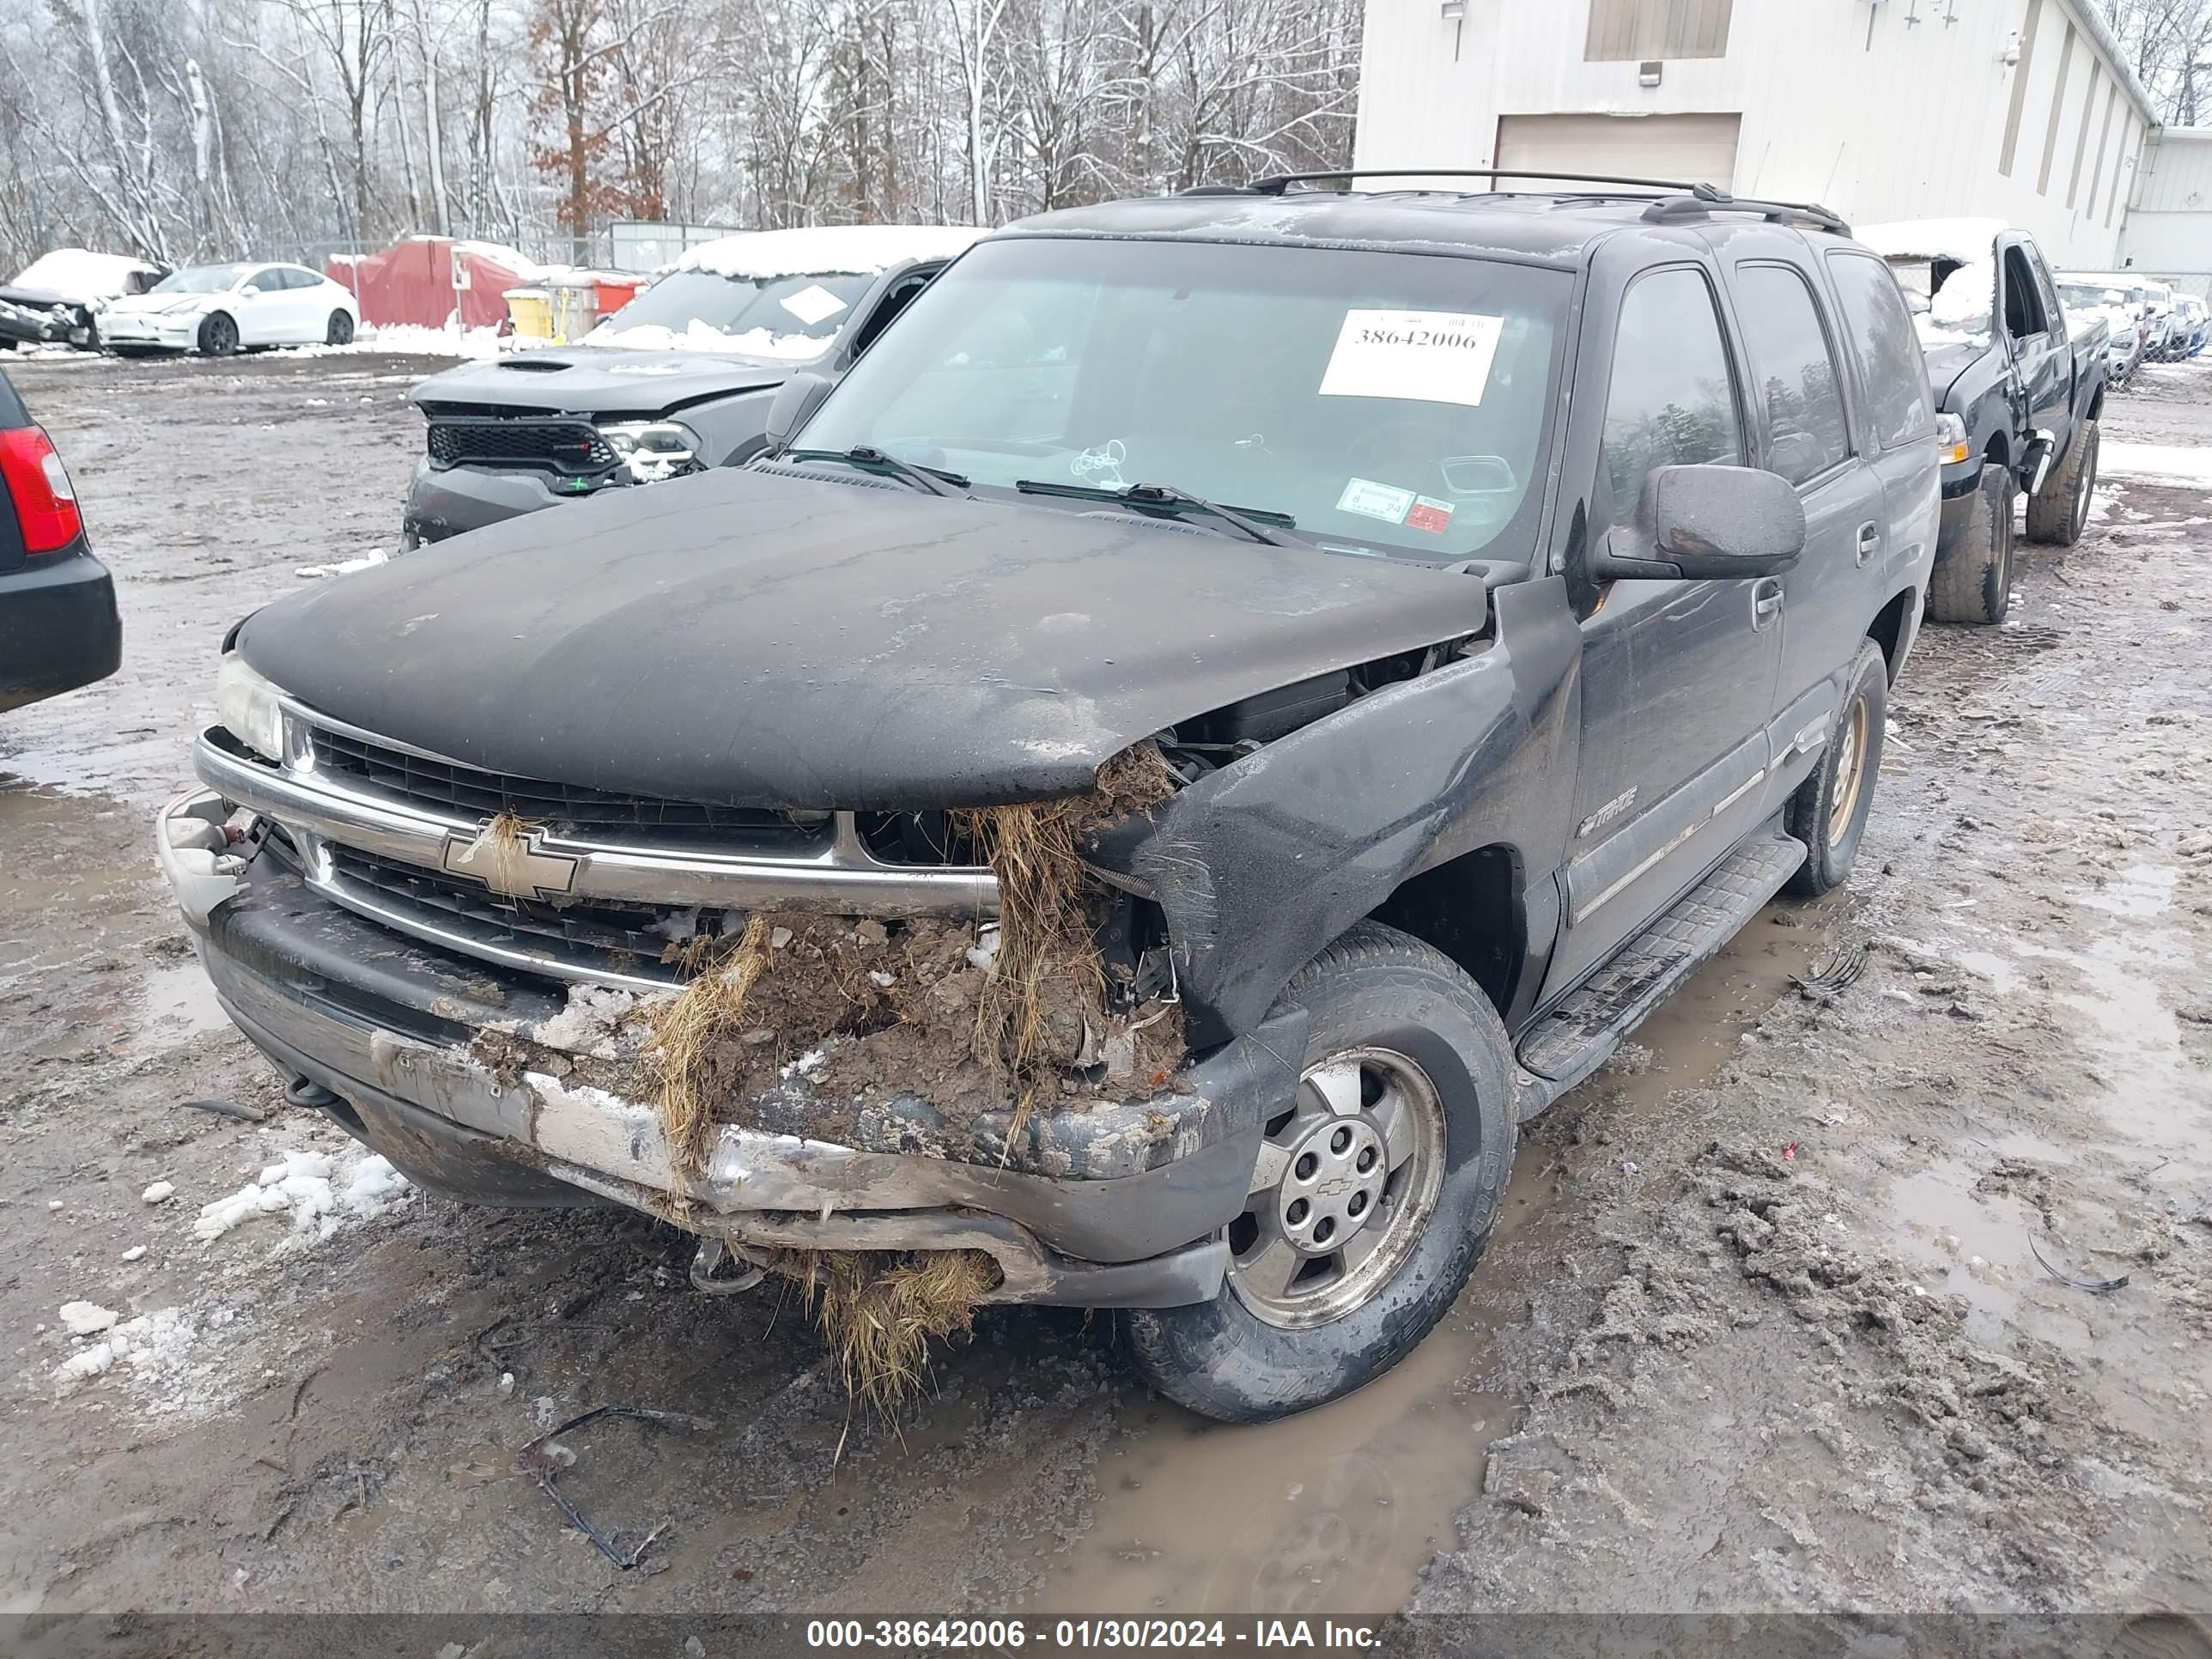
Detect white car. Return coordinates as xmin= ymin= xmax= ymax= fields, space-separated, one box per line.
xmin=100 ymin=262 xmax=361 ymax=356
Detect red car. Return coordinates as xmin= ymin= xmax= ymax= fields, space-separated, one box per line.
xmin=0 ymin=368 xmax=119 ymax=712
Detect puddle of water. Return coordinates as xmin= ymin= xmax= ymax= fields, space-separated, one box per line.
xmin=2012 ymin=925 xmax=2203 ymax=1152
xmin=2073 ymin=863 xmax=2179 ymax=918
xmin=136 ymin=957 xmax=231 ymax=1040
xmin=1028 ymin=896 xmax=1845 ymax=1619
xmin=1030 ymin=1311 xmax=1504 ymax=1616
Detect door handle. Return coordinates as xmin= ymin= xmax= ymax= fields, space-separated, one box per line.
xmin=1751 ymin=577 xmax=1783 ymax=629
xmin=1856 ymin=520 xmax=1881 ymax=566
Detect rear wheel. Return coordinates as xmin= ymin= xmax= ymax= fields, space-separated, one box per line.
xmin=2027 ymin=419 xmax=2098 ymax=546
xmin=197 ymin=312 xmax=238 ymax=357
xmin=1928 ymin=462 xmax=2014 ymax=625
xmin=1121 ymin=922 xmax=1515 ymax=1423
xmin=1784 ymin=641 xmax=1887 ymax=897
xmin=325 ymin=310 xmax=355 ymax=346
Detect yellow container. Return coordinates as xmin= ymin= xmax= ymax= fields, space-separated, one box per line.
xmin=504 ymin=288 xmax=552 ymax=340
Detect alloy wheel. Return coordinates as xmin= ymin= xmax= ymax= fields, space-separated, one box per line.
xmin=1227 ymin=1045 xmax=1447 ymax=1329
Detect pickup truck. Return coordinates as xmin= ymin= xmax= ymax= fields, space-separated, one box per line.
xmin=399 ymin=224 xmax=978 ymax=548
xmin=1860 ymin=220 xmax=2103 ymax=625
xmin=161 ymin=175 xmax=1937 ymax=1421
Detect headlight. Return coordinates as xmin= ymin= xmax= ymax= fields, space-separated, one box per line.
xmin=599 ymin=420 xmax=702 ymax=483
xmin=1935 ymin=413 xmax=1970 ymax=467
xmin=216 ymin=653 xmax=289 ymax=762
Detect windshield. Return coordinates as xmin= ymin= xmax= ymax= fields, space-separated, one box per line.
xmin=795 ymin=236 xmax=1570 ymax=562
xmin=590 ymin=269 xmax=874 ymax=355
xmin=151 ymin=264 xmax=246 ymax=295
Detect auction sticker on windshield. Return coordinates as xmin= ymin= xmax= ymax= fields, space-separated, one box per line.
xmin=1337 ymin=477 xmax=1416 ymax=523
xmin=1318 ymin=309 xmax=1504 ymax=407
xmin=781 ymin=283 xmax=851 ymax=326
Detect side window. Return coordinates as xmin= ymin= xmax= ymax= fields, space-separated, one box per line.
xmin=1731 ymin=263 xmax=1851 ymax=486
xmin=2002 ymin=246 xmax=2046 ymax=339
xmin=1826 ymin=252 xmax=1934 ymax=448
xmin=848 ymin=269 xmax=935 ymax=358
xmin=246 ymin=267 xmax=282 ymax=293
xmin=1601 ymin=266 xmax=1743 ymax=528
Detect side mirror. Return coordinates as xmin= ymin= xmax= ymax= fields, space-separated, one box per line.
xmin=240 ymin=284 xmax=262 ymax=297
xmin=1593 ymin=465 xmax=1807 ymax=581
xmin=763 ymin=370 xmax=835 ymax=453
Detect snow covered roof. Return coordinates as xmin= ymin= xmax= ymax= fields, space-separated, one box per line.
xmin=1855 ymin=219 xmax=2010 ymax=263
xmin=674 ymin=224 xmax=982 ymax=282
xmin=11 ymin=248 xmax=163 ymax=302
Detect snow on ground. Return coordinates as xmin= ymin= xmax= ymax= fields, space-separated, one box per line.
xmin=2101 ymin=441 xmax=2212 ymax=488
xmin=191 ymin=1145 xmax=412 ymax=1243
xmin=339 ymin=322 xmax=503 ymax=358
xmin=675 ymin=223 xmax=981 ymax=281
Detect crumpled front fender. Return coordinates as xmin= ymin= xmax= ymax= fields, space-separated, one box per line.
xmin=1095 ymin=576 xmax=1582 ymax=1044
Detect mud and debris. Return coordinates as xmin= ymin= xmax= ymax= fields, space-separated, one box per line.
xmin=1 ymin=349 xmax=2208 ymax=1620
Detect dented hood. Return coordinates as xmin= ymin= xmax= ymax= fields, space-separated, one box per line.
xmin=409 ymin=346 xmax=795 ymax=416
xmin=236 ymin=467 xmax=1492 ymax=810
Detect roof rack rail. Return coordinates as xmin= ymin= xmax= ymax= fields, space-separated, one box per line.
xmin=1198 ymin=167 xmax=1853 ymax=234
xmin=1640 ymin=185 xmax=1851 ymax=235
xmin=1229 ymin=167 xmax=1702 ymax=196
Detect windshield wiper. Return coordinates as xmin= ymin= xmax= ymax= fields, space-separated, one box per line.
xmin=787 ymin=445 xmax=970 ymax=498
xmin=1013 ymin=479 xmax=1301 ymax=547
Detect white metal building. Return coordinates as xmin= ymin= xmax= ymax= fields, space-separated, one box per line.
xmin=2120 ymin=127 xmax=2212 ymax=274
xmin=1354 ymin=0 xmax=2161 ymax=269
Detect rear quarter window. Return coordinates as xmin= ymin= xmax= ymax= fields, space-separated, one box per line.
xmin=0 ymin=371 xmax=27 ymax=428
xmin=1825 ymin=252 xmax=1934 ymax=450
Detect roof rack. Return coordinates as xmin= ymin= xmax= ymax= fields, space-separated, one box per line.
xmin=1233 ymin=167 xmax=1699 ymax=196
xmin=1212 ymin=168 xmax=1852 ymax=235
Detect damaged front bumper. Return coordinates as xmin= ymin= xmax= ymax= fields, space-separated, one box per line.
xmin=156 ymin=789 xmax=1298 ymax=1309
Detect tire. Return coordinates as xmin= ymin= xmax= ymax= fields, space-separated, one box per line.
xmin=325 ymin=310 xmax=355 ymax=346
xmin=1121 ymin=922 xmax=1516 ymax=1423
xmin=1927 ymin=463 xmax=2014 ymax=625
xmin=197 ymin=312 xmax=238 ymax=357
xmin=1784 ymin=640 xmax=1887 ymax=897
xmin=2026 ymin=419 xmax=2098 ymax=547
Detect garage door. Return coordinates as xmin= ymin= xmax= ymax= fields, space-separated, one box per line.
xmin=1494 ymin=112 xmax=1741 ymax=193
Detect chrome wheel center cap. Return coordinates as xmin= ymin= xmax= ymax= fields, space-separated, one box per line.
xmin=1273 ymin=1114 xmax=1389 ymax=1255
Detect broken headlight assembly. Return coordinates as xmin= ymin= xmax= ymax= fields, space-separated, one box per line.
xmin=215 ymin=652 xmax=289 ymax=763
xmin=599 ymin=420 xmax=704 ymax=484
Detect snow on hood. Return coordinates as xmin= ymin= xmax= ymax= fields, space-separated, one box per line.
xmin=582 ymin=318 xmax=830 ymax=358
xmin=11 ymin=248 xmax=161 ymax=303
xmin=674 ymin=224 xmax=982 ymax=282
xmin=1856 ymin=218 xmax=2008 ymax=261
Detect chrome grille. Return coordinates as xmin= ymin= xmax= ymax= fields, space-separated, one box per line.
xmin=308 ymin=728 xmax=825 ymax=852
xmin=323 ymin=842 xmax=688 ymax=984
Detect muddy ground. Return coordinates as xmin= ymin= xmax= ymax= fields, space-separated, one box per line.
xmin=1 ymin=348 xmax=2206 ymax=1626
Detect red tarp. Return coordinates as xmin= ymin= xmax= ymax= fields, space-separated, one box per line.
xmin=324 ymin=237 xmax=533 ymax=330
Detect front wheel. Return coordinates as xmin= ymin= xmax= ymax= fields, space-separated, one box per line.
xmin=1927 ymin=463 xmax=2014 ymax=625
xmin=1121 ymin=922 xmax=1515 ymax=1423
xmin=2027 ymin=419 xmax=2098 ymax=547
xmin=1784 ymin=640 xmax=1888 ymax=897
xmin=197 ymin=312 xmax=238 ymax=357
xmin=325 ymin=310 xmax=355 ymax=346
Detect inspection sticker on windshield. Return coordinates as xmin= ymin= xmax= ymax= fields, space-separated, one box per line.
xmin=1337 ymin=477 xmax=1415 ymax=523
xmin=1318 ymin=309 xmax=1504 ymax=407
xmin=779 ymin=283 xmax=849 ymax=326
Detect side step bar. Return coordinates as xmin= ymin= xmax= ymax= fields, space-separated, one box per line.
xmin=1513 ymin=827 xmax=1809 ymax=1118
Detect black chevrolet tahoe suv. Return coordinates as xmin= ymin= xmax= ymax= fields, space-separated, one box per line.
xmin=161 ymin=175 xmax=1937 ymax=1421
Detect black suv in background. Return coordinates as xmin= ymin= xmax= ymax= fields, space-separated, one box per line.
xmin=0 ymin=368 xmax=119 ymax=713
xmin=165 ymin=176 xmax=1936 ymax=1421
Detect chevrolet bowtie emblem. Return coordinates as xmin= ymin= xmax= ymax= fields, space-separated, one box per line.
xmin=440 ymin=823 xmax=581 ymax=900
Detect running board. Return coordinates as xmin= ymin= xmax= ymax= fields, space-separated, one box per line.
xmin=1513 ymin=828 xmax=1808 ymax=1117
